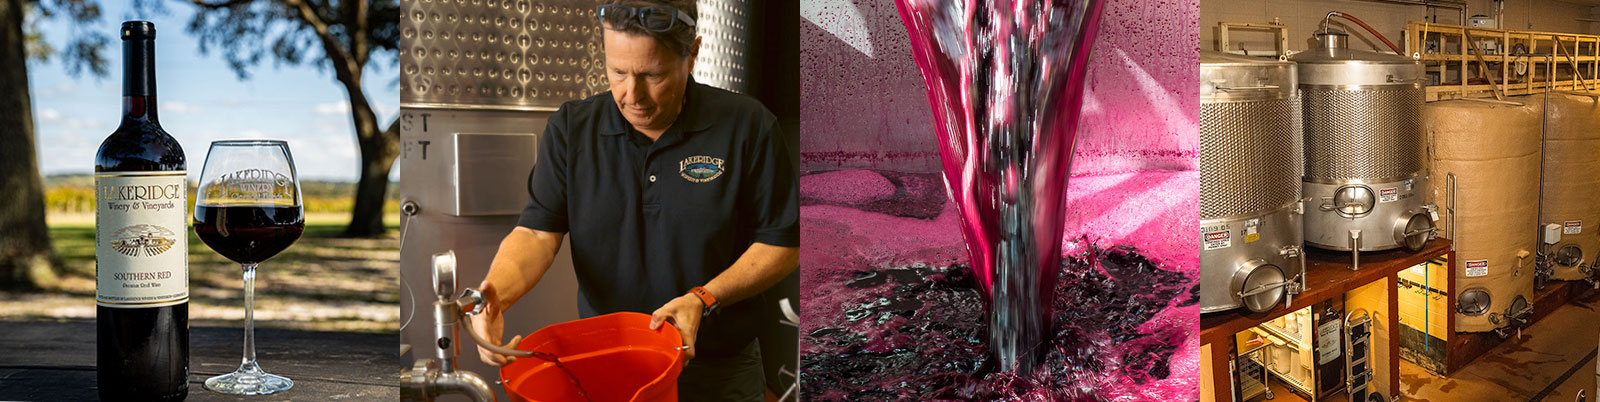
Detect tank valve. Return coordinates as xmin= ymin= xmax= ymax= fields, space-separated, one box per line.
xmin=1349 ymin=230 xmax=1362 ymax=271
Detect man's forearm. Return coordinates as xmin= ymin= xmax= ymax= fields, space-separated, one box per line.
xmin=700 ymin=242 xmax=799 ymax=306
xmin=484 ymin=226 xmax=565 ymax=307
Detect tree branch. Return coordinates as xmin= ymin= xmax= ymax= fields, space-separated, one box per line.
xmin=280 ymin=0 xmax=358 ymax=84
xmin=353 ymin=0 xmax=368 ymax=70
xmin=188 ymin=0 xmax=253 ymax=10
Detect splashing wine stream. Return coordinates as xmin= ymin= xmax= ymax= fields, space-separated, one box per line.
xmin=527 ymin=352 xmax=594 ymax=402
xmin=893 ymin=0 xmax=1104 ymax=373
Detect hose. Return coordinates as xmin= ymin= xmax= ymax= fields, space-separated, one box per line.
xmin=1326 ymin=11 xmax=1405 ymax=55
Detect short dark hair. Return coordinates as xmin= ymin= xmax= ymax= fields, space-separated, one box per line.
xmin=600 ymin=0 xmax=698 ymax=58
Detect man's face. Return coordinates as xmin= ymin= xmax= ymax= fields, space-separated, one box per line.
xmin=603 ymin=30 xmax=697 ymax=135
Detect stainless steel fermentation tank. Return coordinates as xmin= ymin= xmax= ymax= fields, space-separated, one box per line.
xmin=397 ymin=1 xmax=763 ymax=401
xmin=1292 ymin=32 xmax=1437 ymax=259
xmin=1199 ymin=51 xmax=1306 ymax=313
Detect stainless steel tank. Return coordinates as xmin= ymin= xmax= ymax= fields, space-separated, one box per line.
xmin=1200 ymin=51 xmax=1306 ymax=313
xmin=1292 ymin=31 xmax=1437 ymax=256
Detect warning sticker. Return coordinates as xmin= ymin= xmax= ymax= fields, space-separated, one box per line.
xmin=1244 ymin=219 xmax=1261 ymax=243
xmin=1465 ymin=260 xmax=1489 ymax=277
xmin=1203 ymin=224 xmax=1231 ymax=251
xmin=1379 ymin=187 xmax=1399 ymax=203
xmin=1565 ymin=220 xmax=1582 ymax=235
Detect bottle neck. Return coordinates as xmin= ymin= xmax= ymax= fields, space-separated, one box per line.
xmin=122 ymin=37 xmax=157 ymax=122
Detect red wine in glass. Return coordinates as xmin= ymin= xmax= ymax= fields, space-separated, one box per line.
xmin=193 ymin=140 xmax=303 ymax=395
xmin=194 ymin=205 xmax=305 ymax=265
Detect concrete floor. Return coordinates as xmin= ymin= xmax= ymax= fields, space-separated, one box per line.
xmin=1398 ymin=290 xmax=1598 ymax=402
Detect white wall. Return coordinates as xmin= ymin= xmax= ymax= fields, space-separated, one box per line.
xmin=1201 ymin=0 xmax=1600 ymax=55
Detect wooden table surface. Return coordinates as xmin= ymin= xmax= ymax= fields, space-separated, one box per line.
xmin=1200 ymin=238 xmax=1452 ymax=346
xmin=0 ymin=319 xmax=396 ymax=401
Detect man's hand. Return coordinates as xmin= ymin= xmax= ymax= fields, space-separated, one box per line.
xmin=649 ymin=294 xmax=704 ymax=360
xmin=469 ymin=280 xmax=523 ymax=366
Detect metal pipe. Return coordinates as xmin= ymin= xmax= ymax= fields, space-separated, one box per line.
xmin=1540 ymin=54 xmax=1552 ymax=276
xmin=431 ymin=372 xmax=496 ymax=402
xmin=1351 ymin=229 xmax=1362 ymax=270
xmin=402 ymin=366 xmax=497 ymax=402
xmin=401 ymin=360 xmax=497 ymax=402
xmin=1325 ymin=11 xmax=1404 ymax=55
xmin=1354 ymin=0 xmax=1467 ymax=26
xmin=1448 ymin=173 xmax=1457 ymax=251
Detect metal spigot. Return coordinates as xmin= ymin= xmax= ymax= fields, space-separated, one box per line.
xmin=1581 ymin=263 xmax=1600 ymax=289
xmin=1349 ymin=229 xmax=1362 ymax=271
xmin=400 ymin=251 xmax=499 ymax=402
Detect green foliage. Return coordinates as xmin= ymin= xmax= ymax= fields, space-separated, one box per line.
xmin=26 ymin=0 xmax=112 ymax=78
xmin=43 ymin=174 xmax=396 ymax=214
xmin=156 ymin=0 xmax=399 ymax=80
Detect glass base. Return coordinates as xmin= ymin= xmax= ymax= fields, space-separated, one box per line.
xmin=204 ymin=362 xmax=293 ymax=395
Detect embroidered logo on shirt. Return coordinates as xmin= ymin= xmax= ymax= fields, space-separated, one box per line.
xmin=680 ymin=155 xmax=725 ymax=183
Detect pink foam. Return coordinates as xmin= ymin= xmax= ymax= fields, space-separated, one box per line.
xmin=799 ymin=169 xmax=897 ymax=204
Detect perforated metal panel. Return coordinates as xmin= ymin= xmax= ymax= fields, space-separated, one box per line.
xmin=1301 ymin=86 xmax=1426 ymax=181
xmin=692 ymin=0 xmax=751 ymax=93
xmin=401 ymin=0 xmax=755 ymax=109
xmin=401 ymin=0 xmax=609 ymax=108
xmin=1200 ymin=98 xmax=1302 ymax=220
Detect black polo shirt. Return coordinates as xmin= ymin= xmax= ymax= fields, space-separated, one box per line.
xmin=518 ymin=79 xmax=798 ymax=358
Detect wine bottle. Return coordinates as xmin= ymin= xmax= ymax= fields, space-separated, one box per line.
xmin=95 ymin=20 xmax=189 ymax=402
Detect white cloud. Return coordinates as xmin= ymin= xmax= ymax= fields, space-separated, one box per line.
xmin=162 ymin=101 xmax=200 ymax=113
xmin=314 ymin=101 xmax=351 ymax=116
xmin=52 ymin=117 xmax=105 ymax=131
xmin=38 ymin=83 xmax=78 ymax=98
xmin=37 ymin=108 xmax=60 ymax=121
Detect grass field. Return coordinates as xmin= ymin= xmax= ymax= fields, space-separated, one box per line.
xmin=0 ymin=213 xmax=401 ymax=333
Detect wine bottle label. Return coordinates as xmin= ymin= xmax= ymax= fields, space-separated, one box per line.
xmin=96 ymin=171 xmax=188 ymax=308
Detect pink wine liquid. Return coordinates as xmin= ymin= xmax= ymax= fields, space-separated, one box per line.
xmin=894 ymin=0 xmax=1103 ymax=373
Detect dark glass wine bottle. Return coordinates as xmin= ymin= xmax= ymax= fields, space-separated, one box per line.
xmin=94 ymin=20 xmax=189 ymax=402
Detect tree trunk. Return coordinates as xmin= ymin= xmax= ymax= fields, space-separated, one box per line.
xmin=0 ymin=0 xmax=59 ymax=289
xmin=342 ymin=97 xmax=399 ymax=238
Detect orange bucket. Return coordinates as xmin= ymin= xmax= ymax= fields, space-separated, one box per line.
xmin=500 ymin=312 xmax=686 ymax=402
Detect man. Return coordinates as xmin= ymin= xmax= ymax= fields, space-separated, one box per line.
xmin=470 ymin=0 xmax=798 ymax=401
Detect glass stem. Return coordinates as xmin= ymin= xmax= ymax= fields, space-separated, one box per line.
xmin=241 ymin=263 xmax=259 ymax=371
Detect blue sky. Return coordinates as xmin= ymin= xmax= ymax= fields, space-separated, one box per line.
xmin=29 ymin=2 xmax=399 ymax=182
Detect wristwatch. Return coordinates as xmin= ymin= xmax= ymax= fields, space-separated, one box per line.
xmin=689 ymin=286 xmax=719 ymax=316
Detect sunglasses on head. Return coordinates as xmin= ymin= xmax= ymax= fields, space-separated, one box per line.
xmin=596 ymin=4 xmax=696 ymax=33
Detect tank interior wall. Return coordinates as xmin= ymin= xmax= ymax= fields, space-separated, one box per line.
xmin=799 ymin=0 xmax=1198 ymax=174
xmin=1201 ymin=0 xmax=1597 ymax=56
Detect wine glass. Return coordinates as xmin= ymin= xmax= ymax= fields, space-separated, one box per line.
xmin=193 ymin=140 xmax=305 ymax=395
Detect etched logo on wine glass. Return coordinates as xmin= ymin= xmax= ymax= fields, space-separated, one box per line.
xmin=203 ymin=168 xmax=297 ymax=205
xmin=110 ymin=224 xmax=178 ymax=257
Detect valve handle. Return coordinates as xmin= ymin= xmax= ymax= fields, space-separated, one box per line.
xmin=459 ymin=288 xmax=486 ymax=316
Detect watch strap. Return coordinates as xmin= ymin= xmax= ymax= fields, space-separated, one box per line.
xmin=689 ymin=286 xmax=718 ymax=314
